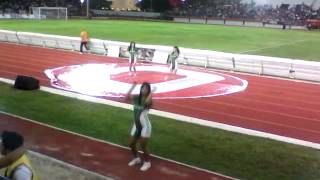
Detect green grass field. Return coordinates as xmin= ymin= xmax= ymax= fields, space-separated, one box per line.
xmin=1 ymin=83 xmax=320 ymax=180
xmin=0 ymin=19 xmax=319 ymax=61
xmin=1 ymin=19 xmax=320 ymax=179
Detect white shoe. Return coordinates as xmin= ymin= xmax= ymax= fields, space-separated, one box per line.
xmin=140 ymin=161 xmax=151 ymax=171
xmin=128 ymin=157 xmax=141 ymax=167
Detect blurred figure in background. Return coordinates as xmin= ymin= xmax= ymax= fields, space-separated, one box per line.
xmin=167 ymin=46 xmax=180 ymax=74
xmin=80 ymin=29 xmax=89 ymax=54
xmin=128 ymin=41 xmax=137 ymax=72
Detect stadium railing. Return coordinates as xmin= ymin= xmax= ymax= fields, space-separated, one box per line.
xmin=91 ymin=10 xmax=162 ymax=18
xmin=173 ymin=17 xmax=307 ymax=30
xmin=0 ymin=29 xmax=319 ymax=82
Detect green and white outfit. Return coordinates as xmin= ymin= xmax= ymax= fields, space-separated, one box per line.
xmin=168 ymin=51 xmax=179 ymax=71
xmin=130 ymin=96 xmax=152 ymax=138
xmin=128 ymin=46 xmax=137 ymax=64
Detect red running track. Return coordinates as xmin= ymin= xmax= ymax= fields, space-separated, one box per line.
xmin=0 ymin=42 xmax=320 ymax=144
xmin=0 ymin=112 xmax=230 ymax=180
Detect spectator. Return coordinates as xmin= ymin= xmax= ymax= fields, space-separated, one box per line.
xmin=79 ymin=29 xmax=89 ymax=54
xmin=0 ymin=131 xmax=37 ymax=180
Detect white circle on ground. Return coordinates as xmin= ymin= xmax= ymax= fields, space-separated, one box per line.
xmin=44 ymin=63 xmax=248 ymax=99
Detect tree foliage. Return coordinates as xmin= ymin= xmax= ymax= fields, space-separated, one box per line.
xmin=137 ymin=0 xmax=172 ymax=12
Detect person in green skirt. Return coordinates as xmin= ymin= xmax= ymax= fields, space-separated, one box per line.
xmin=167 ymin=46 xmax=180 ymax=74
xmin=128 ymin=41 xmax=137 ymax=72
xmin=126 ymin=82 xmax=153 ymax=171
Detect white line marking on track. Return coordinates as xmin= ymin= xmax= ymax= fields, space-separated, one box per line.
xmin=185 ymin=65 xmax=320 ymax=85
xmin=1 ymin=77 xmax=319 ymax=151
xmin=0 ymin=110 xmax=237 ymax=180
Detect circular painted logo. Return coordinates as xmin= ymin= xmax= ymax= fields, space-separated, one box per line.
xmin=44 ymin=63 xmax=248 ymax=99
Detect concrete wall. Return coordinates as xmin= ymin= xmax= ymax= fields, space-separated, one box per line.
xmin=28 ymin=151 xmax=112 ymax=180
xmin=0 ymin=29 xmax=318 ymax=82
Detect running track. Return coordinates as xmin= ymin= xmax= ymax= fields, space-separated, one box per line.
xmin=0 ymin=42 xmax=319 ymax=145
xmin=0 ymin=112 xmax=231 ymax=180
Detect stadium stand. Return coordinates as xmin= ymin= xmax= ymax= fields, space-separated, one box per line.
xmin=1 ymin=0 xmax=319 ymax=27
xmin=0 ymin=0 xmax=79 ymax=18
xmin=170 ymin=0 xmax=320 ymax=26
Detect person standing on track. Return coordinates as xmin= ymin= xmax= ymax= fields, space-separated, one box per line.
xmin=128 ymin=41 xmax=137 ymax=72
xmin=79 ymin=29 xmax=89 ymax=54
xmin=127 ymin=82 xmax=153 ymax=171
xmin=167 ymin=46 xmax=180 ymax=74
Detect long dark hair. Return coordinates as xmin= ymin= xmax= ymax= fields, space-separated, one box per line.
xmin=139 ymin=82 xmax=152 ymax=108
xmin=1 ymin=131 xmax=24 ymax=152
xmin=129 ymin=41 xmax=136 ymax=51
xmin=174 ymin=46 xmax=180 ymax=55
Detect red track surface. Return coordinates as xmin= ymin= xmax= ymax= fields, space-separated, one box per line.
xmin=0 ymin=113 xmax=229 ymax=180
xmin=0 ymin=42 xmax=319 ymax=145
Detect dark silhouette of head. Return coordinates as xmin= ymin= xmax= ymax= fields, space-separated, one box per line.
xmin=1 ymin=131 xmax=24 ymax=155
xmin=174 ymin=46 xmax=180 ymax=54
xmin=140 ymin=82 xmax=151 ymax=98
xmin=139 ymin=82 xmax=151 ymax=106
xmin=129 ymin=41 xmax=136 ymax=49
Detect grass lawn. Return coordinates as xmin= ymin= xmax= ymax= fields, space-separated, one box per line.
xmin=0 ymin=19 xmax=319 ymax=61
xmin=0 ymin=82 xmax=320 ymax=180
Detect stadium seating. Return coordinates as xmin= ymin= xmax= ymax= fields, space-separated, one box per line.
xmin=0 ymin=0 xmax=77 ymax=15
xmin=171 ymin=0 xmax=320 ymax=26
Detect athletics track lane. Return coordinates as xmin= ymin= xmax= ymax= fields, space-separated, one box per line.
xmin=0 ymin=112 xmax=230 ymax=180
xmin=0 ymin=42 xmax=319 ymax=144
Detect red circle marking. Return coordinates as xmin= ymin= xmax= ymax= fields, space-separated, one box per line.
xmin=45 ymin=63 xmax=248 ymax=99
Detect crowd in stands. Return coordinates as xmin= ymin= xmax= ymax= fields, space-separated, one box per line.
xmin=171 ymin=0 xmax=320 ymax=25
xmin=2 ymin=0 xmax=320 ymax=26
xmin=0 ymin=0 xmax=79 ymax=15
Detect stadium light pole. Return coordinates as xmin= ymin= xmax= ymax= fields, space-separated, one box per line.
xmin=86 ymin=0 xmax=90 ymax=18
